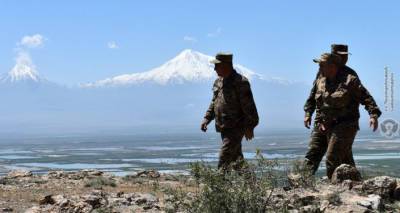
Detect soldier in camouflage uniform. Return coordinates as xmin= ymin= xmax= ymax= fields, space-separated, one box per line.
xmin=201 ymin=52 xmax=259 ymax=170
xmin=304 ymin=45 xmax=359 ymax=173
xmin=304 ymin=53 xmax=381 ymax=179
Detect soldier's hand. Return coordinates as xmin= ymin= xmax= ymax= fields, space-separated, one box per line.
xmin=244 ymin=129 xmax=254 ymax=141
xmin=304 ymin=116 xmax=311 ymax=129
xmin=319 ymin=124 xmax=326 ymax=132
xmin=369 ymin=117 xmax=378 ymax=132
xmin=201 ymin=119 xmax=209 ymax=132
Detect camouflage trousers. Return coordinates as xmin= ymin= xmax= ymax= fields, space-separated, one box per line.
xmin=218 ymin=127 xmax=245 ymax=170
xmin=305 ymin=123 xmax=358 ymax=179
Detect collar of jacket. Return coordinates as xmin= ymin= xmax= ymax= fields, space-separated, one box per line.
xmin=222 ymin=69 xmax=238 ymax=83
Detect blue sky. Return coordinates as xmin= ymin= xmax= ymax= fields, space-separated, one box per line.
xmin=0 ymin=0 xmax=399 ymax=94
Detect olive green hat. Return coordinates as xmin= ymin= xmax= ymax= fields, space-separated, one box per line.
xmin=313 ymin=53 xmax=342 ymax=64
xmin=210 ymin=52 xmax=233 ymax=64
xmin=331 ymin=44 xmax=351 ymax=55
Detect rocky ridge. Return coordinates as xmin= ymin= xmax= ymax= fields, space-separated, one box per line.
xmin=0 ymin=165 xmax=399 ymax=212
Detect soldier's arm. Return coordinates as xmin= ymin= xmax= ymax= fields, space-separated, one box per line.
xmin=239 ymin=80 xmax=259 ymax=130
xmin=203 ymin=86 xmax=217 ymax=123
xmin=304 ymin=78 xmax=318 ymax=118
xmin=351 ymin=77 xmax=382 ymax=118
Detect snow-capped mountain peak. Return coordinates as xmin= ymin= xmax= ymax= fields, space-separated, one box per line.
xmin=1 ymin=51 xmax=43 ymax=83
xmin=83 ymin=49 xmax=263 ymax=87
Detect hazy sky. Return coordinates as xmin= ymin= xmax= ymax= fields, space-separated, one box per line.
xmin=0 ymin=0 xmax=399 ymax=94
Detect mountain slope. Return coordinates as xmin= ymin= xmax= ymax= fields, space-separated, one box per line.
xmin=83 ymin=49 xmax=268 ymax=87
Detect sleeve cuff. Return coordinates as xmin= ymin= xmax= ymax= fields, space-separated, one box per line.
xmin=369 ymin=114 xmax=379 ymax=119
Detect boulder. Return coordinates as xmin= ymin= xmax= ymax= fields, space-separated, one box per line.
xmin=331 ymin=164 xmax=361 ymax=184
xmin=82 ymin=190 xmax=106 ymax=208
xmin=356 ymin=194 xmax=383 ymax=211
xmin=39 ymin=194 xmax=55 ymax=205
xmin=362 ymin=176 xmax=397 ymax=198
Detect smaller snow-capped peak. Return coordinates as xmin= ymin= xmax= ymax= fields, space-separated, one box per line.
xmin=83 ymin=49 xmax=263 ymax=87
xmin=1 ymin=51 xmax=43 ymax=83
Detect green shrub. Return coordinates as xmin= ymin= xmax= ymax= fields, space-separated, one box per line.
xmin=166 ymin=150 xmax=288 ymax=213
xmin=84 ymin=177 xmax=116 ymax=189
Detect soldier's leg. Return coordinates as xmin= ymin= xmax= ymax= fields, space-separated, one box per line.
xmin=304 ymin=126 xmax=328 ymax=174
xmin=218 ymin=128 xmax=245 ymax=170
xmin=342 ymin=128 xmax=358 ymax=167
xmin=325 ymin=125 xmax=358 ymax=179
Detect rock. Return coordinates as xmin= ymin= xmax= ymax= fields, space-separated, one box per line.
xmin=25 ymin=206 xmax=41 ymax=213
xmin=393 ymin=186 xmax=400 ymax=200
xmin=287 ymin=173 xmax=302 ymax=188
xmin=135 ymin=170 xmax=161 ymax=178
xmin=300 ymin=205 xmax=320 ymax=213
xmin=108 ymin=197 xmax=129 ymax=206
xmin=82 ymin=190 xmax=106 ymax=208
xmin=324 ymin=192 xmax=341 ymax=206
xmin=341 ymin=179 xmax=353 ymax=190
xmin=320 ymin=176 xmax=329 ymax=183
xmin=7 ymin=170 xmax=32 ymax=178
xmin=291 ymin=194 xmax=318 ymax=206
xmin=63 ymin=169 xmax=104 ymax=180
xmin=46 ymin=170 xmax=68 ymax=179
xmin=164 ymin=203 xmax=176 ymax=212
xmin=1 ymin=207 xmax=13 ymax=212
xmin=331 ymin=164 xmax=361 ymax=184
xmin=135 ymin=193 xmax=158 ymax=204
xmin=357 ymin=194 xmax=383 ymax=211
xmin=135 ymin=193 xmax=160 ymax=210
xmin=73 ymin=201 xmax=93 ymax=213
xmin=0 ymin=177 xmax=7 ymax=185
xmin=123 ymin=193 xmax=139 ymax=204
xmin=319 ymin=200 xmax=329 ymax=212
xmin=351 ymin=184 xmax=363 ymax=193
xmin=52 ymin=195 xmax=69 ymax=207
xmin=362 ymin=176 xmax=397 ymax=198
xmin=39 ymin=194 xmax=55 ymax=205
xmin=116 ymin=191 xmax=124 ymax=198
xmin=81 ymin=169 xmax=104 ymax=177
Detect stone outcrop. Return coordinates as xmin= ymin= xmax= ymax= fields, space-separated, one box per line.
xmin=0 ymin=169 xmax=399 ymax=212
xmin=331 ymin=164 xmax=362 ymax=184
xmin=362 ymin=176 xmax=397 ymax=198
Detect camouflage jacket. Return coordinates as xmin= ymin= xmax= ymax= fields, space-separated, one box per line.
xmin=304 ymin=67 xmax=381 ymax=127
xmin=204 ymin=70 xmax=259 ymax=132
xmin=304 ymin=65 xmax=359 ymax=118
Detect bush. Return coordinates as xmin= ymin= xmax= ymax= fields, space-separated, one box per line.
xmin=166 ymin=150 xmax=288 ymax=213
xmin=84 ymin=177 xmax=116 ymax=189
